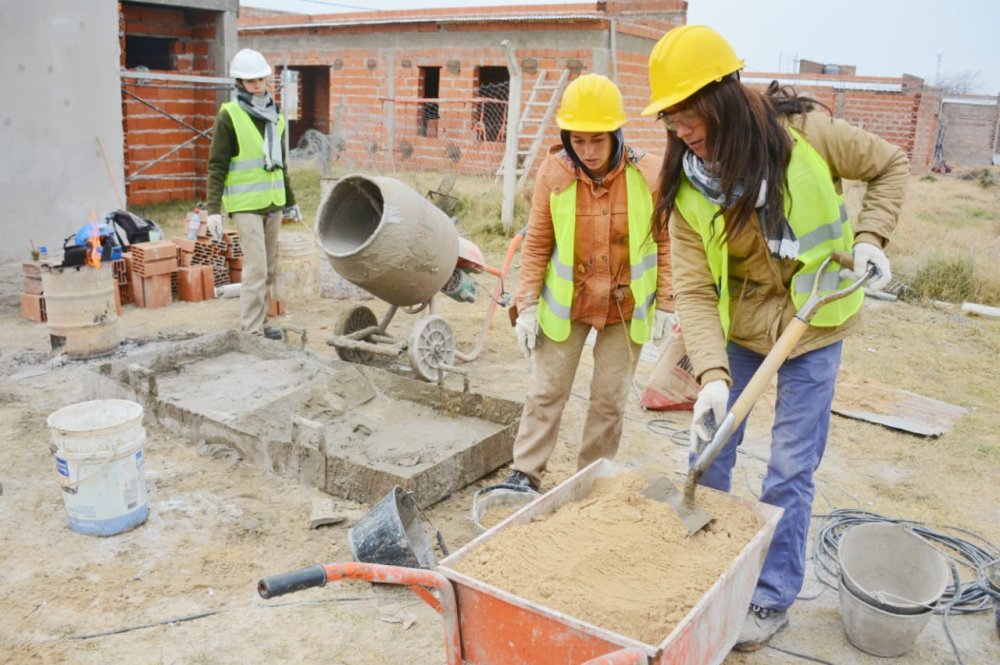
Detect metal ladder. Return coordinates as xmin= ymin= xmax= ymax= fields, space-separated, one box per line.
xmin=498 ymin=69 xmax=570 ymax=189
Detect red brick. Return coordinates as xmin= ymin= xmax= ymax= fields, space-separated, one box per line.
xmin=198 ymin=265 xmax=215 ymax=299
xmin=20 ymin=293 xmax=46 ymax=322
xmin=176 ymin=267 xmax=204 ymax=302
xmin=137 ymin=274 xmax=172 ymax=309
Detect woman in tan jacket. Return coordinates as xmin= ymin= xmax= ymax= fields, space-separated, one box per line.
xmin=643 ymin=25 xmax=909 ymax=651
xmin=504 ymin=74 xmax=674 ymax=492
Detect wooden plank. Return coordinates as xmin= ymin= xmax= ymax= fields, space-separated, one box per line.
xmin=832 ymin=383 xmax=967 ymax=437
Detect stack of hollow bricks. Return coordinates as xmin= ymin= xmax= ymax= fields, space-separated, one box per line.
xmin=130 ymin=241 xmax=179 ymax=309
xmin=20 ymin=262 xmax=46 ymax=322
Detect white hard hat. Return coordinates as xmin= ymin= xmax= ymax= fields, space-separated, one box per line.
xmin=230 ymin=49 xmax=271 ymax=79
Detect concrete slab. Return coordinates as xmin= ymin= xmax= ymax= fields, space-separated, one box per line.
xmin=83 ymin=330 xmax=522 ymax=507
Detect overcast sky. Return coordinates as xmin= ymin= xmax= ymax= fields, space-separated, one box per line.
xmin=241 ymin=0 xmax=1000 ymax=94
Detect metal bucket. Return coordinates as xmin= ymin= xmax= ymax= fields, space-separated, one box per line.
xmin=838 ymin=522 xmax=948 ymax=615
xmin=984 ymin=559 xmax=1000 ymax=638
xmin=315 ymin=174 xmax=459 ymax=306
xmin=470 ymin=485 xmax=539 ymax=535
xmin=838 ymin=576 xmax=933 ymax=657
xmin=41 ymin=263 xmax=119 ymax=359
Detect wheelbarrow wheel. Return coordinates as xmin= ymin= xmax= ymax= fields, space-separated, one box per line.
xmin=333 ymin=305 xmax=378 ymax=364
xmin=408 ymin=315 xmax=455 ymax=381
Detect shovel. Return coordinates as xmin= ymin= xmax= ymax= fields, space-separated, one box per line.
xmin=646 ymin=250 xmax=875 ymax=535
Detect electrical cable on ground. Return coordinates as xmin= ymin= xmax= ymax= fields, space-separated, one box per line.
xmin=58 ymin=595 xmax=377 ymax=641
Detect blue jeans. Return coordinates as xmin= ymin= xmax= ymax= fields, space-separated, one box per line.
xmin=698 ymin=341 xmax=842 ymax=611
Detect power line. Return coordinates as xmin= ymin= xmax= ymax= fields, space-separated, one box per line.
xmin=296 ymin=0 xmax=380 ymax=10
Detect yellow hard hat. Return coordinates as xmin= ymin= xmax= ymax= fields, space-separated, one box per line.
xmin=642 ymin=25 xmax=744 ymax=117
xmin=556 ymin=73 xmax=627 ymax=132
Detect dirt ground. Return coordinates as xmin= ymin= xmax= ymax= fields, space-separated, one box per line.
xmin=1 ymin=246 xmax=998 ymax=664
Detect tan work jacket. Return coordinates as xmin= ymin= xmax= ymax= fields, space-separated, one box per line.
xmin=669 ymin=110 xmax=910 ymax=386
xmin=517 ymin=145 xmax=673 ymax=329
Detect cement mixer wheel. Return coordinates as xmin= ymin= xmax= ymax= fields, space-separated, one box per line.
xmin=334 ymin=305 xmax=378 ymax=364
xmin=408 ymin=315 xmax=456 ymax=381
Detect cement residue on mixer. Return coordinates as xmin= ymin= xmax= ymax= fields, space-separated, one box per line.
xmin=451 ymin=472 xmax=763 ymax=645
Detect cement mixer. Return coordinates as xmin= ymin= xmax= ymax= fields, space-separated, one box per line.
xmin=316 ymin=174 xmax=523 ymax=383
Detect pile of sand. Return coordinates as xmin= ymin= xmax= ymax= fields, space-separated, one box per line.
xmin=451 ymin=472 xmax=763 ymax=644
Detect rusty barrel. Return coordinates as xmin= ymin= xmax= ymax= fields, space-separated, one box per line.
xmin=41 ymin=262 xmax=119 ymax=359
xmin=315 ymin=174 xmax=459 ymax=307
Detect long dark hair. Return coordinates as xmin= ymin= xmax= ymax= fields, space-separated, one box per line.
xmin=654 ymin=78 xmax=826 ymax=240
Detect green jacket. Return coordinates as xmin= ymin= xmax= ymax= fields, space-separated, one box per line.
xmin=669 ymin=110 xmax=909 ymax=387
xmin=206 ymin=102 xmax=295 ymax=216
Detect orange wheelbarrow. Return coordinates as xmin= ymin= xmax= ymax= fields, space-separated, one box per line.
xmin=257 ymin=460 xmax=782 ymax=665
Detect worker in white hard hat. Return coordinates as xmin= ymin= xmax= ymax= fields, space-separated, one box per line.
xmin=644 ymin=25 xmax=909 ymax=651
xmin=206 ymin=48 xmax=300 ymax=340
xmin=503 ymin=73 xmax=675 ymax=493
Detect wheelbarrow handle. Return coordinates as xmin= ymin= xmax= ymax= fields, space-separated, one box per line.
xmin=258 ymin=564 xmax=328 ymax=599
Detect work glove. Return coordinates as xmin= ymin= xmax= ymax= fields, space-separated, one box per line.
xmin=652 ymin=310 xmax=677 ymax=343
xmin=514 ymin=304 xmax=539 ymax=359
xmin=207 ymin=214 xmax=224 ymax=241
xmin=690 ymin=380 xmax=729 ymax=455
xmin=283 ymin=204 xmax=303 ymax=223
xmin=840 ymin=242 xmax=891 ymax=291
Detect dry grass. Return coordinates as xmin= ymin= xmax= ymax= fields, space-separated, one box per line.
xmin=850 ymin=167 xmax=1000 ymax=305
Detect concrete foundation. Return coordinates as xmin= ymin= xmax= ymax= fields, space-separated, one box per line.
xmin=83 ymin=331 xmax=522 ymax=507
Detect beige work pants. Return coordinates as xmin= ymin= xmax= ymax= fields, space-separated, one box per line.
xmin=234 ymin=211 xmax=281 ymax=336
xmin=511 ymin=320 xmax=642 ymax=488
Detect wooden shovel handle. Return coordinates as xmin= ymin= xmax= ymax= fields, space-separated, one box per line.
xmin=728 ymin=318 xmax=809 ymax=425
xmin=832 ymin=249 xmax=854 ymax=270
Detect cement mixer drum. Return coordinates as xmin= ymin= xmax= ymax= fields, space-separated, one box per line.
xmin=316 ymin=174 xmax=460 ymax=306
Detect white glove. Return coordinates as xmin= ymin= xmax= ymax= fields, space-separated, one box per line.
xmin=283 ymin=204 xmax=302 ymax=223
xmin=652 ymin=310 xmax=677 ymax=343
xmin=207 ymin=214 xmax=224 ymax=241
xmin=840 ymin=242 xmax=891 ymax=291
xmin=690 ymin=380 xmax=729 ymax=454
xmin=514 ymin=304 xmax=539 ymax=358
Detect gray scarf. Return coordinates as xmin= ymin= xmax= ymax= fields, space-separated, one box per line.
xmin=682 ymin=150 xmax=799 ymax=259
xmin=236 ymin=89 xmax=283 ymax=171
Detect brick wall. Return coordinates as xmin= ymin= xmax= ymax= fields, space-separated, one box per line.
xmin=744 ymin=72 xmax=940 ymax=173
xmin=121 ymin=2 xmax=221 ymax=204
xmin=941 ymin=97 xmax=1000 ymax=167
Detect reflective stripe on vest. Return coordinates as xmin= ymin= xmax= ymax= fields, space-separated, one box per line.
xmin=674 ymin=127 xmax=863 ymax=339
xmin=537 ymin=165 xmax=657 ymax=343
xmin=221 ymin=102 xmax=287 ymax=213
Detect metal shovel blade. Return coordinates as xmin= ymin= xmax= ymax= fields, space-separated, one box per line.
xmin=641 ymin=476 xmax=713 ymax=536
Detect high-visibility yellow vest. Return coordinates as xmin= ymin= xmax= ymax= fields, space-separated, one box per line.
xmin=538 ymin=164 xmax=658 ymax=343
xmin=221 ymin=101 xmax=287 ymax=213
xmin=675 ymin=127 xmax=862 ymax=338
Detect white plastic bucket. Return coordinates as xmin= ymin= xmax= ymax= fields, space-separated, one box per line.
xmin=47 ymin=399 xmax=148 ymax=536
xmin=275 ymin=232 xmax=318 ymax=303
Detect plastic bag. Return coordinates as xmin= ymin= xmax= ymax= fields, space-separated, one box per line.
xmin=640 ymin=324 xmax=699 ymax=411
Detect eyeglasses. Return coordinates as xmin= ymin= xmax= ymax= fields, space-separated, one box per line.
xmin=657 ymin=107 xmax=700 ymax=132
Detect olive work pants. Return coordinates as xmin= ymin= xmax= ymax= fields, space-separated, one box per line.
xmin=233 ymin=211 xmax=281 ymax=336
xmin=511 ymin=320 xmax=642 ymax=489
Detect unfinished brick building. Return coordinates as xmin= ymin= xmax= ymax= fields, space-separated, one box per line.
xmin=237 ymin=1 xmax=684 ymax=181
xmin=119 ymin=0 xmax=237 ymax=204
xmin=115 ymin=1 xmax=998 ymax=207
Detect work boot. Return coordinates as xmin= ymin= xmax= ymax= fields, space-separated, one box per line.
xmin=503 ymin=469 xmax=539 ymax=492
xmin=263 ymin=326 xmax=283 ymax=340
xmin=733 ymin=604 xmax=788 ymax=652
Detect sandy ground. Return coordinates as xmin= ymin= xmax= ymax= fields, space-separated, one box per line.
xmin=1 ymin=254 xmax=998 ymax=665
